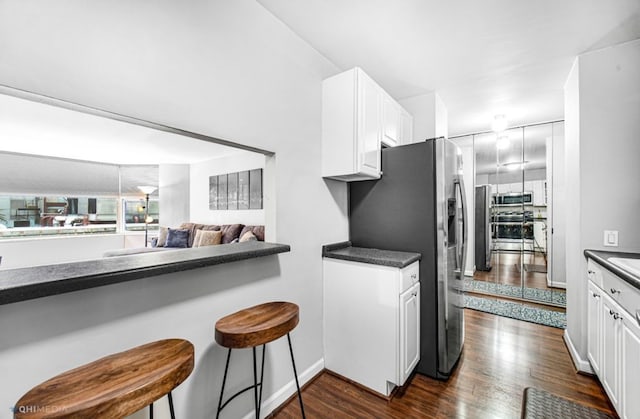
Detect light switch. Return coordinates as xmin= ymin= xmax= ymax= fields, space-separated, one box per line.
xmin=604 ymin=230 xmax=619 ymax=247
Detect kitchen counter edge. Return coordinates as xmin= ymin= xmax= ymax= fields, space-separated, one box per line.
xmin=322 ymin=241 xmax=421 ymax=268
xmin=0 ymin=241 xmax=291 ymax=306
xmin=584 ymin=249 xmax=640 ymax=290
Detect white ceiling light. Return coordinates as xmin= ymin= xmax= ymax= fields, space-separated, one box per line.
xmin=496 ymin=135 xmax=510 ymax=150
xmin=492 ymin=114 xmax=508 ymax=133
xmin=499 ymin=161 xmax=529 ymax=171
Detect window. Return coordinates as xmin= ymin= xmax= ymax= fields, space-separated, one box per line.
xmin=123 ymin=198 xmax=159 ymax=232
xmin=0 ymin=195 xmax=118 ymax=238
xmin=0 ymin=155 xmax=159 ymax=239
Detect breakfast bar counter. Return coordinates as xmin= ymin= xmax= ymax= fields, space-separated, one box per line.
xmin=0 ymin=241 xmax=290 ymax=305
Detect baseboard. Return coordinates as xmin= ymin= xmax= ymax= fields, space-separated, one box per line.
xmin=242 ymin=358 xmax=324 ymax=419
xmin=547 ymin=278 xmax=567 ymax=289
xmin=464 ymin=270 xmax=474 ymax=278
xmin=563 ymin=329 xmax=593 ymax=374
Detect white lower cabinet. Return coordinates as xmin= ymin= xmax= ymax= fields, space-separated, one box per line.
xmin=601 ymin=293 xmax=621 ymax=410
xmin=587 ymin=258 xmax=640 ymax=418
xmin=587 ymin=281 xmax=602 ymax=375
xmin=621 ymin=313 xmax=640 ymax=419
xmin=323 ymin=258 xmax=420 ymax=397
xmin=400 ymin=282 xmax=420 ymax=384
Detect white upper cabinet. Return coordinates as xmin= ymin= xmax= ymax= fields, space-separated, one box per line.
xmin=382 ymin=94 xmax=414 ymax=147
xmin=322 ymin=67 xmax=413 ymax=181
xmin=382 ymin=93 xmax=400 ymax=147
xmin=399 ymin=107 xmax=413 ymax=145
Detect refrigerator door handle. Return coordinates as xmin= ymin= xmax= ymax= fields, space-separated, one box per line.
xmin=455 ymin=178 xmax=468 ymax=276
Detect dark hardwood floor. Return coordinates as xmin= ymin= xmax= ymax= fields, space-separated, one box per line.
xmin=473 ymin=252 xmax=563 ymax=293
xmin=271 ymin=310 xmax=615 ymax=418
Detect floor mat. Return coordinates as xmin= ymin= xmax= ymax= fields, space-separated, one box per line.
xmin=464 ymin=295 xmax=566 ymax=328
xmin=524 ymin=263 xmax=548 ymax=273
xmin=464 ymin=278 xmax=566 ymax=307
xmin=521 ymin=387 xmax=614 ymax=418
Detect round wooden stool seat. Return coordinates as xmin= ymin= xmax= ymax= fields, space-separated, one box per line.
xmin=215 ymin=301 xmax=299 ymax=349
xmin=14 ymin=339 xmax=194 ymax=419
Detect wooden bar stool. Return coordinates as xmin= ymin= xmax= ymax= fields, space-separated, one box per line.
xmin=215 ymin=301 xmax=305 ymax=419
xmin=13 ymin=339 xmax=194 ymax=419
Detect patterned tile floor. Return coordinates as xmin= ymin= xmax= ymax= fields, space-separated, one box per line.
xmin=464 ymin=294 xmax=566 ymax=329
xmin=464 ymin=278 xmax=566 ymax=307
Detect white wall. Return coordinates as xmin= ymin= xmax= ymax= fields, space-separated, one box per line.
xmin=399 ymin=92 xmax=448 ymax=142
xmin=159 ymin=164 xmax=190 ymax=227
xmin=550 ymin=122 xmax=566 ymax=288
xmin=190 ymin=151 xmax=265 ymax=227
xmin=0 ymin=234 xmax=126 ymax=269
xmin=564 ymin=39 xmax=640 ymax=372
xmin=0 ymin=1 xmax=347 ymax=418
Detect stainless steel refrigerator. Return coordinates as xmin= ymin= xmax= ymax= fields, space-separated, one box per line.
xmin=349 ymin=138 xmax=467 ymax=380
xmin=475 ymin=185 xmax=492 ymax=271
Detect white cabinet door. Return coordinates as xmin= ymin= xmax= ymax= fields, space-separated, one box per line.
xmin=399 ymin=282 xmax=420 ymax=385
xmin=621 ymin=313 xmax=640 ymax=419
xmin=357 ymin=71 xmax=382 ymax=177
xmin=587 ymin=281 xmax=602 ymax=375
xmin=399 ymin=109 xmax=413 ymax=145
xmin=382 ymin=94 xmax=399 ymax=147
xmin=602 ymin=294 xmax=622 ymax=410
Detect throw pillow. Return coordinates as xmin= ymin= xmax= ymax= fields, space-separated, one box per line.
xmin=220 ymin=224 xmax=244 ymax=244
xmin=193 ymin=229 xmax=223 ymax=247
xmin=239 ymin=230 xmax=257 ymax=242
xmin=156 ymin=226 xmax=169 ymax=247
xmin=192 ymin=229 xmax=204 ymax=248
xmin=165 ymin=228 xmax=190 ymax=248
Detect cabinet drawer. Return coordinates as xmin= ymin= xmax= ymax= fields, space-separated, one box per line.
xmin=401 ymin=262 xmax=419 ymax=292
xmin=588 ymin=259 xmax=604 ymax=288
xmin=602 ymin=267 xmax=640 ymax=317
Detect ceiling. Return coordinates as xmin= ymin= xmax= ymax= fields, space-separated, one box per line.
xmin=0 ymin=92 xmax=246 ymax=165
xmin=258 ymin=0 xmax=640 ymax=136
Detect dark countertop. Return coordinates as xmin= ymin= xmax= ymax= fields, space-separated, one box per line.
xmin=322 ymin=241 xmax=421 ymax=268
xmin=584 ymin=249 xmax=640 ymax=290
xmin=0 ymin=241 xmax=290 ymax=306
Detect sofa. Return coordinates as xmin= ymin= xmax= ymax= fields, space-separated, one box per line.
xmin=103 ymin=223 xmax=265 ymax=257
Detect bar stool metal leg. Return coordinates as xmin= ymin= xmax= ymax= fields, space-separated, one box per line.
xmin=253 ymin=347 xmax=260 ymax=419
xmin=216 ymin=348 xmax=232 ymax=419
xmin=168 ymin=392 xmax=176 ymax=419
xmin=287 ymin=333 xmax=306 ymax=419
xmin=258 ymin=344 xmax=266 ymax=411
xmin=148 ymin=393 xmax=175 ymax=419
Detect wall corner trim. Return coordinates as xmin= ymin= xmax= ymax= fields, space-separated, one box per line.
xmin=563 ymin=329 xmax=593 ymax=374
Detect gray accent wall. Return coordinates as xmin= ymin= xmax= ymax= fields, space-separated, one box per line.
xmin=564 ymin=39 xmax=640 ymax=370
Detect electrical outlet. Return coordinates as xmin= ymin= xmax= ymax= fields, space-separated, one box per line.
xmin=604 ymin=230 xmax=619 ymax=247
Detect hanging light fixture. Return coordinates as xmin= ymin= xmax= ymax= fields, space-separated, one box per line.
xmin=492 ymin=114 xmax=508 ymax=133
